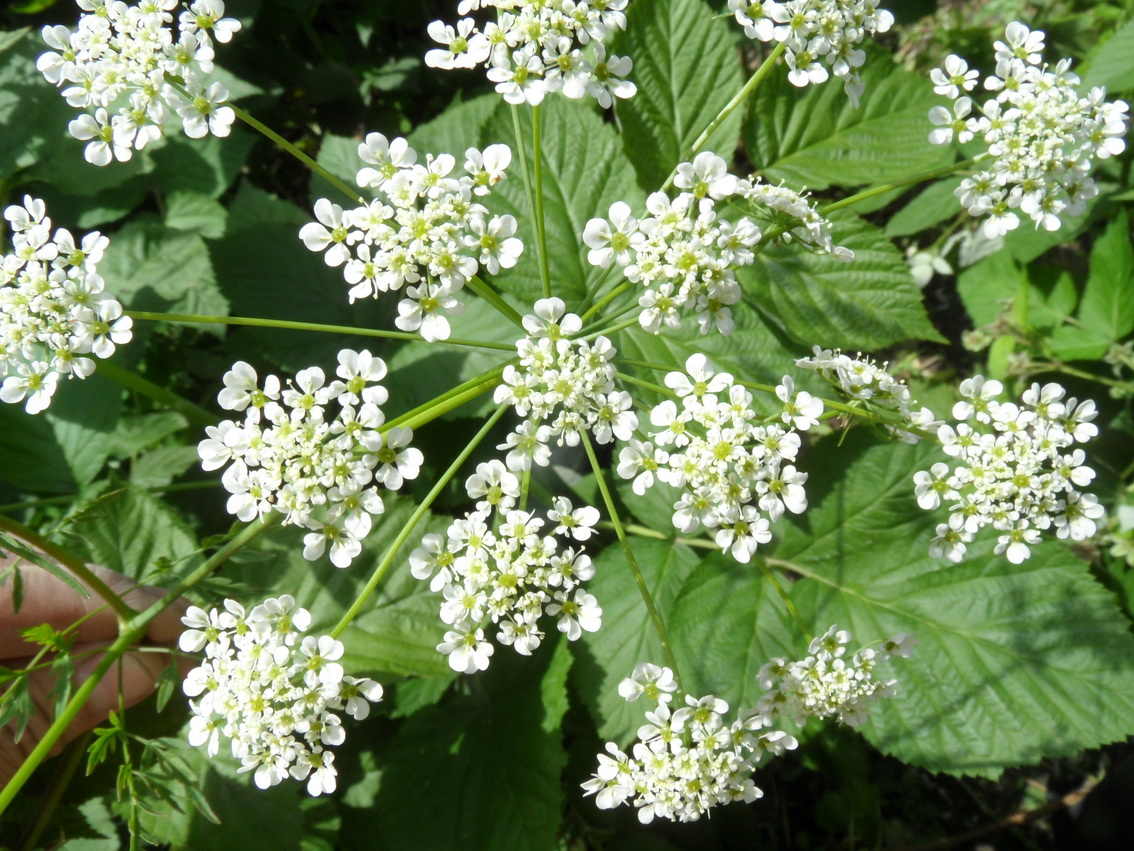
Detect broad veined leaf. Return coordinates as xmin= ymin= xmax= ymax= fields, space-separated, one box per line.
xmin=482 ymin=97 xmax=644 ymax=307
xmin=574 ymin=537 xmax=700 ymax=743
xmin=613 ymin=0 xmax=744 ymax=190
xmin=738 ymin=212 xmax=943 ymax=350
xmin=408 ymin=92 xmax=502 ymax=160
xmin=743 ymin=54 xmax=954 ymax=190
xmin=771 ymin=433 xmax=1134 ymax=777
xmin=1051 ymin=210 xmax=1134 ymax=360
xmin=1083 ymin=17 xmax=1134 ymax=92
xmin=373 ymin=648 xmax=566 ymax=851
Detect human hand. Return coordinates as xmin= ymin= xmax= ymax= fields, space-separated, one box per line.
xmin=0 ymin=552 xmax=186 ymax=786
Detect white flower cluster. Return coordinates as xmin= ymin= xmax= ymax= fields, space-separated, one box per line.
xmin=583 ymin=628 xmax=911 ymax=822
xmin=197 ymin=350 xmax=423 ymax=568
xmin=928 ymin=22 xmax=1129 ymax=238
xmin=423 ymin=0 xmax=635 ymax=108
xmin=410 ymin=461 xmax=601 ymax=672
xmin=727 ymin=0 xmax=895 ymax=105
xmin=618 ymin=354 xmax=821 ymax=564
xmin=1 ymin=196 xmax=130 ymax=414
xmin=796 ymin=345 xmax=940 ymax=443
xmin=180 ymin=596 xmax=383 ymax=796
xmin=583 ymin=154 xmax=850 ymax=337
xmin=493 ymin=298 xmax=635 ymax=463
xmin=752 ymin=626 xmax=915 ymax=727
xmin=916 ymin=377 xmax=1103 ymax=564
xmin=38 ymin=0 xmax=241 ymax=165
xmin=300 ymin=134 xmax=520 ymax=342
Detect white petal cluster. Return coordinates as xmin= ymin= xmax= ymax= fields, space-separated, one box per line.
xmin=38 ymin=0 xmax=241 ymax=165
xmin=752 ymin=626 xmax=915 ymax=727
xmin=619 ymin=354 xmax=821 ymax=564
xmin=928 ymin=22 xmax=1129 ymax=238
xmin=918 ymin=378 xmax=1103 ymax=564
xmin=493 ymin=297 xmax=635 ymax=462
xmin=424 ymin=0 xmax=635 ymax=108
xmin=727 ymin=0 xmax=895 ymax=105
xmin=583 ymin=155 xmax=851 ymax=337
xmin=795 ymin=345 xmax=940 ymax=443
xmin=300 ymin=135 xmax=519 ymax=342
xmin=1 ymin=196 xmax=129 ymax=414
xmin=410 ymin=463 xmax=601 ymax=672
xmin=583 ymin=628 xmax=910 ymax=822
xmin=180 ymin=596 xmax=383 ymax=797
xmin=197 ymin=351 xmax=422 ymax=568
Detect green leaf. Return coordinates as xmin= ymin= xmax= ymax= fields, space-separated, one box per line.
xmin=373 ymin=649 xmax=566 ymax=851
xmin=63 ymin=487 xmax=199 ymax=581
xmin=104 ymin=412 xmax=189 ymax=460
xmin=613 ymin=0 xmax=744 ymax=189
xmin=0 ymin=372 xmax=123 ymax=492
xmin=0 ymin=532 xmax=89 ymax=599
xmin=540 ymin=633 xmax=573 ymax=734
xmin=1083 ymin=17 xmax=1134 ymax=92
xmin=574 ymin=537 xmax=700 ymax=743
xmin=0 ymin=30 xmax=77 ymax=183
xmin=310 ymin=132 xmax=361 ymax=204
xmin=229 ymin=497 xmax=454 ymax=680
xmin=408 ymin=92 xmax=501 ymax=160
xmin=884 ymin=177 xmax=964 ymax=238
xmin=1051 ymin=210 xmax=1134 ymax=361
xmin=149 ymin=129 xmax=256 ymax=199
xmin=165 ymin=190 xmax=229 ymax=238
xmin=738 ymin=212 xmax=943 ymax=350
xmin=482 ymin=97 xmax=644 ymax=306
xmin=743 ymin=53 xmax=954 ymax=190
xmin=0 ymin=675 xmax=32 ymax=742
xmin=773 ymin=433 xmax=1134 ymax=777
xmin=99 ymin=218 xmax=229 ymax=326
xmin=210 ymin=222 xmax=394 ymax=370
xmin=618 ymin=299 xmax=827 ymax=399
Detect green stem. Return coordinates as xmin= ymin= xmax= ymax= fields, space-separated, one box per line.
xmin=126 ymin=311 xmax=514 ymax=352
xmin=1031 ymin=361 xmax=1134 ymax=391
xmin=582 ymin=316 xmax=640 ymax=341
xmin=0 ymin=515 xmax=136 ymax=621
xmin=615 ymin=371 xmax=675 ymax=398
xmin=386 ymin=364 xmax=507 ymax=432
xmin=598 ymin=521 xmax=718 ymax=551
xmin=580 ymin=431 xmax=681 ymax=684
xmin=575 ymin=264 xmax=617 ymax=317
xmin=228 ymin=103 xmax=363 ymax=206
xmin=580 ymin=280 xmax=633 ymax=324
xmin=464 ymin=276 xmax=525 ymax=329
xmin=532 ymin=104 xmax=552 ymax=300
xmin=510 ymin=105 xmax=541 ymax=283
xmin=755 ymin=555 xmax=810 ymax=642
xmin=0 ymin=517 xmax=273 ymax=814
xmin=331 ymin=405 xmax=509 ymax=637
xmin=97 ymin=360 xmax=216 ymax=429
xmin=662 ymin=41 xmax=787 ymax=192
xmin=821 ymin=155 xmax=983 ymax=215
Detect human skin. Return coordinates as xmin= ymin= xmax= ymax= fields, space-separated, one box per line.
xmin=0 ymin=554 xmax=187 ymax=786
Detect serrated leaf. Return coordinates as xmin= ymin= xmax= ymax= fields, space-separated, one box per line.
xmin=574 ymin=537 xmax=700 ymax=743
xmin=540 ymin=633 xmax=573 ymax=734
xmin=63 ymin=487 xmax=199 ymax=581
xmin=165 ymin=190 xmax=228 ymax=238
xmin=482 ymin=97 xmax=644 ymax=306
xmin=884 ymin=177 xmax=964 ymax=238
xmin=613 ymin=0 xmax=744 ymax=189
xmin=1051 ymin=210 xmax=1134 ymax=361
xmin=0 ymin=675 xmax=32 ymax=742
xmin=0 ymin=531 xmax=89 ymax=599
xmin=309 ymin=132 xmax=361 ymax=204
xmin=154 ymin=658 xmax=180 ymax=712
xmin=738 ymin=212 xmax=943 ymax=350
xmin=408 ymin=92 xmax=501 ymax=160
xmin=744 ymin=53 xmax=954 ymax=190
xmin=1083 ymin=17 xmax=1134 ymax=92
xmin=374 ymin=649 xmax=566 ymax=851
xmin=149 ymin=129 xmax=256 ymax=199
xmin=99 ymin=218 xmax=229 ymax=325
xmin=771 ymin=433 xmax=1134 ymax=777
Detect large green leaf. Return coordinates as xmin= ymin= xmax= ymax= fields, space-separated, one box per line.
xmin=408 ymin=92 xmax=502 ymax=160
xmin=0 ymin=29 xmax=76 ymax=182
xmin=62 ymin=487 xmax=199 ymax=581
xmin=612 ymin=0 xmax=744 ymax=190
xmin=574 ymin=537 xmax=700 ymax=743
xmin=228 ymin=497 xmax=455 ymax=680
xmin=482 ymin=97 xmax=644 ymax=307
xmin=771 ymin=433 xmax=1134 ymax=777
xmin=1051 ymin=210 xmax=1134 ymax=361
xmin=743 ymin=53 xmax=954 ymax=190
xmin=737 ymin=212 xmax=943 ymax=350
xmin=1083 ymin=17 xmax=1134 ymax=92
xmin=372 ymin=648 xmax=566 ymax=851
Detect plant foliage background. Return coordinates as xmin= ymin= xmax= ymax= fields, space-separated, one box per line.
xmin=1 ymin=0 xmax=1134 ymax=848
